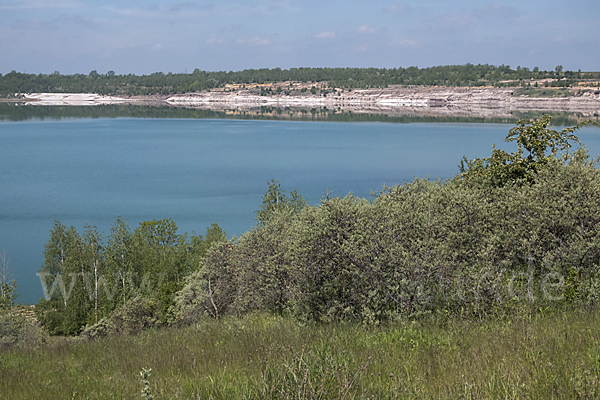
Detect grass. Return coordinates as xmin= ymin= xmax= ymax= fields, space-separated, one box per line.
xmin=512 ymin=87 xmax=575 ymax=98
xmin=1 ymin=309 xmax=600 ymax=399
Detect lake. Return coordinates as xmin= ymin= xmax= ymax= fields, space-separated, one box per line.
xmin=1 ymin=110 xmax=599 ymax=304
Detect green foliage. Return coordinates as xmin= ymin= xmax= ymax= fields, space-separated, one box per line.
xmin=35 ymin=222 xmax=95 ymax=335
xmin=1 ymin=64 xmax=583 ymax=97
xmin=106 ymin=296 xmax=161 ymax=335
xmin=506 ymin=114 xmax=581 ymax=162
xmin=104 ymin=216 xmax=134 ymax=311
xmin=255 ymin=179 xmax=307 ymax=226
xmin=188 ymin=223 xmax=227 ymax=267
xmin=458 ymin=115 xmax=597 ymax=187
xmin=234 ymin=210 xmax=298 ymax=315
xmin=170 ymin=270 xmax=208 ymax=324
xmin=0 ymin=281 xmax=17 ymax=310
xmin=170 ymin=119 xmax=600 ymax=324
xmin=0 ymin=252 xmax=17 ymax=310
xmin=0 ymin=309 xmax=47 ymax=350
xmin=172 ymin=242 xmax=236 ymax=323
xmin=36 ymin=219 xmax=226 ymax=335
xmin=4 ymin=311 xmax=600 ymax=399
xmin=284 ymin=195 xmax=370 ymax=322
xmin=82 ymin=297 xmax=161 ymax=340
xmin=169 ymin=225 xmax=230 ymax=324
xmin=0 ymin=314 xmax=22 ymax=349
xmin=173 ymin=181 xmax=307 ymax=323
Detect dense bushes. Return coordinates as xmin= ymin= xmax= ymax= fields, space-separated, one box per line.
xmin=172 ymin=117 xmax=600 ymax=324
xmin=31 ymin=115 xmax=600 ymax=335
xmin=180 ymin=164 xmax=599 ymax=323
xmin=0 ymin=309 xmax=47 ymax=349
xmin=171 ymin=243 xmax=237 ymax=323
xmin=82 ymin=297 xmax=162 ymax=340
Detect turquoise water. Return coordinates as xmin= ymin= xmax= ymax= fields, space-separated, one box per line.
xmin=1 ymin=117 xmax=599 ymax=304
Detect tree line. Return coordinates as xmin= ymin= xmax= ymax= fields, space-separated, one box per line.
xmin=34 ymin=219 xmax=226 ymax=335
xmin=2 ymin=64 xmax=597 ymax=97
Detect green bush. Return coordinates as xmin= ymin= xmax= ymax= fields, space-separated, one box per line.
xmin=171 ymin=117 xmax=600 ymax=323
xmin=458 ymin=115 xmax=596 ymax=187
xmin=0 ymin=311 xmax=47 ymax=349
xmin=37 ymin=116 xmax=600 ymax=327
xmin=171 ymin=242 xmax=237 ymax=323
xmin=0 ymin=314 xmax=21 ymax=348
xmin=82 ymin=297 xmax=161 ymax=340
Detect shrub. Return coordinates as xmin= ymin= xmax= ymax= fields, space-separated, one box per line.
xmin=82 ymin=297 xmax=161 ymax=340
xmin=171 ymin=242 xmax=237 ymax=324
xmin=458 ymin=115 xmax=596 ymax=187
xmin=171 ymin=117 xmax=600 ymax=323
xmin=0 ymin=310 xmax=47 ymax=349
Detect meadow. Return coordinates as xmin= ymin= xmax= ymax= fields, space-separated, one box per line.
xmin=1 ymin=308 xmax=599 ymax=399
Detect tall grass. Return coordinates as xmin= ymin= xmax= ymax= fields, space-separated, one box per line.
xmin=1 ymin=309 xmax=599 ymax=399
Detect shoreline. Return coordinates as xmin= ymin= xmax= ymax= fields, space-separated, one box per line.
xmin=11 ymin=86 xmax=600 ymax=119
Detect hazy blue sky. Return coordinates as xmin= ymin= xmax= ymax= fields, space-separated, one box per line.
xmin=0 ymin=0 xmax=598 ymax=74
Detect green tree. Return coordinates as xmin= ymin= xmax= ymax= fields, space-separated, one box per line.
xmin=131 ymin=219 xmax=182 ymax=281
xmin=187 ymin=223 xmax=227 ymax=272
xmin=255 ymin=179 xmax=307 ymax=226
xmin=36 ymin=218 xmax=227 ymax=333
xmin=0 ymin=251 xmax=17 ymax=309
xmin=172 ymin=241 xmax=235 ymax=322
xmin=83 ymin=224 xmax=104 ymax=323
xmin=36 ymin=222 xmax=92 ymax=335
xmin=458 ymin=115 xmax=596 ymax=187
xmin=130 ymin=219 xmax=188 ymax=319
xmin=105 ymin=217 xmax=133 ymax=308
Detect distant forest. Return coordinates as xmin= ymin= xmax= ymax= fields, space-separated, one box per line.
xmin=1 ymin=64 xmax=598 ymax=97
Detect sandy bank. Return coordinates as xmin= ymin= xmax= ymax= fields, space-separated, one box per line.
xmin=23 ymin=93 xmax=131 ymax=106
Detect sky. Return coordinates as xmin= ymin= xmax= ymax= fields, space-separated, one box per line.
xmin=0 ymin=0 xmax=598 ymax=75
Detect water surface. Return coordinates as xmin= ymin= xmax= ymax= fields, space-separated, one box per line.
xmin=1 ymin=116 xmax=598 ymax=303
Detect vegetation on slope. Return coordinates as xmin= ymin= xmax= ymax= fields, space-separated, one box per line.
xmin=8 ymin=115 xmax=596 ymax=336
xmin=2 ymin=115 xmax=600 ymax=398
xmin=174 ymin=116 xmax=600 ymax=324
xmin=2 ymin=311 xmax=600 ymax=399
xmin=34 ymin=220 xmax=227 ymax=335
xmin=1 ymin=64 xmax=598 ymax=97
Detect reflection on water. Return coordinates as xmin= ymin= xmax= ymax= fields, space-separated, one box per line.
xmin=1 ymin=106 xmax=599 ymax=304
xmin=0 ymin=103 xmax=598 ymax=126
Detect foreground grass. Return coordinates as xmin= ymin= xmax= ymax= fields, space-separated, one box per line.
xmin=1 ymin=310 xmax=600 ymax=399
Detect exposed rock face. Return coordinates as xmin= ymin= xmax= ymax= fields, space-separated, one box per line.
xmin=165 ymin=87 xmax=600 ymax=118
xmin=22 ymin=87 xmax=600 ymax=119
xmin=23 ymin=93 xmax=129 ymax=106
